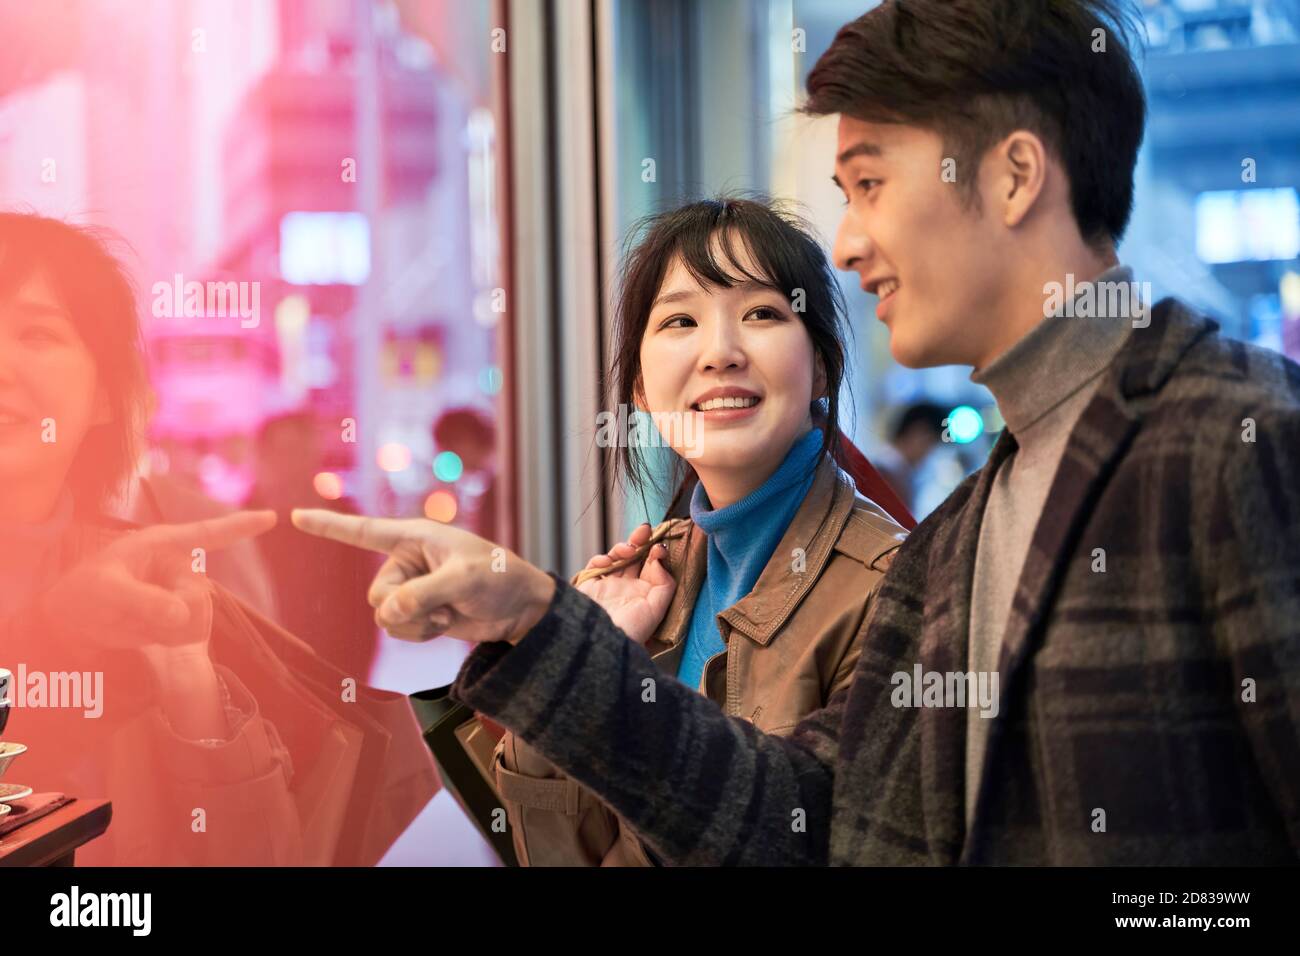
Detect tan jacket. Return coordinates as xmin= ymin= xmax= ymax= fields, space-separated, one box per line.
xmin=493 ymin=454 xmax=908 ymax=865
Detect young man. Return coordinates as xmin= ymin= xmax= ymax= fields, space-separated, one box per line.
xmin=294 ymin=0 xmax=1300 ymax=864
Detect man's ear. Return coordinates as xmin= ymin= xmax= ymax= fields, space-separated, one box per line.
xmin=994 ymin=129 xmax=1049 ymax=230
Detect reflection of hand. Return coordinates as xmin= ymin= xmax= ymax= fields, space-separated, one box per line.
xmin=139 ymin=611 xmax=233 ymax=741
xmin=290 ymin=509 xmax=556 ymax=645
xmin=576 ymin=523 xmax=675 ymax=645
xmin=37 ymin=511 xmax=276 ymax=653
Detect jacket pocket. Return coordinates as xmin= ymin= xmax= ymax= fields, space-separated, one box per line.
xmin=495 ymin=734 xmax=620 ymax=866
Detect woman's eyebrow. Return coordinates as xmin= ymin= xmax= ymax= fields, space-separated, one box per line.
xmin=652 ymin=279 xmax=779 ymax=309
xmin=651 ymin=288 xmax=698 ymax=308
xmin=10 ymin=301 xmax=72 ymax=321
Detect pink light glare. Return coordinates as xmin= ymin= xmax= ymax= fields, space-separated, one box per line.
xmin=313 ymin=471 xmax=344 ymax=500
xmin=377 ymin=442 xmax=412 ymax=472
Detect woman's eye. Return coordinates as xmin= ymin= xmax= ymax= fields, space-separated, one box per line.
xmin=21 ymin=326 xmax=63 ymax=345
xmin=745 ymin=306 xmax=782 ymax=321
xmin=660 ymin=315 xmax=695 ymax=330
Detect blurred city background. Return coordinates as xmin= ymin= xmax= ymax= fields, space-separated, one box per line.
xmin=2 ymin=0 xmax=1297 ymax=863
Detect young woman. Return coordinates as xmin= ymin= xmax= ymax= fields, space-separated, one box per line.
xmin=494 ymin=197 xmax=914 ymax=865
xmin=0 ymin=213 xmax=434 ymax=865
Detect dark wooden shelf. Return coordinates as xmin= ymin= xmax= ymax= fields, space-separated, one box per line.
xmin=0 ymin=799 xmax=112 ymax=867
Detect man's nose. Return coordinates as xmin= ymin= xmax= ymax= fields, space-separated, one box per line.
xmin=832 ymin=210 xmax=871 ymax=275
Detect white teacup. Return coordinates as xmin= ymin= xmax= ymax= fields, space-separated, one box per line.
xmin=0 ymin=741 xmax=24 ymax=779
xmin=0 ymin=667 xmax=10 ymax=737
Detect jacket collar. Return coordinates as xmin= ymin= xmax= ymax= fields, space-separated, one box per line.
xmin=720 ymin=455 xmax=858 ymax=646
xmin=996 ymin=299 xmax=1217 ymax=692
xmin=646 ymin=517 xmax=708 ymax=661
xmin=647 ymin=454 xmax=860 ymax=655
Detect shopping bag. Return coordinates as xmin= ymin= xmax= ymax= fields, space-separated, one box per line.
xmin=409 ymin=686 xmax=517 ymax=866
xmin=210 ymin=587 xmax=440 ymax=866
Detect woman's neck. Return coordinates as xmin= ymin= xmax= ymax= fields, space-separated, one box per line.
xmin=0 ymin=474 xmax=68 ymax=524
xmin=693 ymin=470 xmax=761 ymax=512
xmin=692 ymin=426 xmax=822 ymax=515
xmin=693 ymin=417 xmax=820 ymax=511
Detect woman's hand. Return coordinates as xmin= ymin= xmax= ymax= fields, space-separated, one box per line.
xmin=36 ymin=511 xmax=276 ymax=654
xmin=576 ymin=523 xmax=676 ymax=644
xmin=29 ymin=512 xmax=274 ymax=740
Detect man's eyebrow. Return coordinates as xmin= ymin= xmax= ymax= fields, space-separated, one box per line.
xmin=837 ymin=141 xmax=883 ymax=165
xmin=831 ymin=141 xmax=884 ymax=189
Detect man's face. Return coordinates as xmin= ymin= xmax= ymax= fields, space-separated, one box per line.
xmin=831 ymin=115 xmax=1006 ymax=369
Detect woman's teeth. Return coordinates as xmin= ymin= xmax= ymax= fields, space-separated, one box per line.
xmin=695 ymin=396 xmax=759 ymax=411
xmin=878 ymin=279 xmax=900 ymax=299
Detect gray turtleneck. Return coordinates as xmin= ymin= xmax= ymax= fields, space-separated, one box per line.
xmin=964 ymin=264 xmax=1140 ymax=826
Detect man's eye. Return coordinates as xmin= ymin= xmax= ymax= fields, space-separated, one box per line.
xmin=839 ymin=180 xmax=880 ymax=206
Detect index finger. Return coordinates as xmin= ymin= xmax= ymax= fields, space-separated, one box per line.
xmin=142 ymin=510 xmax=278 ymax=554
xmin=290 ymin=508 xmax=417 ymax=555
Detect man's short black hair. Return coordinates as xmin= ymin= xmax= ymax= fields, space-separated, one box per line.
xmin=805 ymin=0 xmax=1147 ymax=248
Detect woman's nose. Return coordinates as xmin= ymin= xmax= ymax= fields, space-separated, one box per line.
xmin=697 ymin=317 xmax=746 ymax=371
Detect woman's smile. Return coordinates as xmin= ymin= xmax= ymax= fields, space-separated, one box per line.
xmin=690 ymin=386 xmax=763 ymax=422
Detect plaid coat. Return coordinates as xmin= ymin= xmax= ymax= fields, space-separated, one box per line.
xmin=455 ymin=299 xmax=1300 ymax=864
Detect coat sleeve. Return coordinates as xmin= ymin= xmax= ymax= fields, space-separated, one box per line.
xmin=1208 ymin=404 xmax=1300 ymax=853
xmin=124 ymin=665 xmax=307 ymax=866
xmin=453 ymin=576 xmax=842 ymax=866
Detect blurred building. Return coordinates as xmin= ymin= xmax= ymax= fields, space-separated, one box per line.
xmin=1131 ymin=0 xmax=1300 ymax=360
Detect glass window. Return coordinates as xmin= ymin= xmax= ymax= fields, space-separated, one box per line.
xmin=0 ymin=0 xmax=511 ymax=864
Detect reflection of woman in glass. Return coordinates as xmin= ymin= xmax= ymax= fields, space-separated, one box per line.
xmin=0 ymin=213 xmax=434 ymax=865
xmin=494 ymin=198 xmax=914 ymax=865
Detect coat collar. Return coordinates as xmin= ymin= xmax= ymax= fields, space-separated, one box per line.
xmin=719 ymin=455 xmax=858 ymax=646
xmin=914 ymin=425 xmax=1016 ymax=863
xmin=996 ymin=299 xmax=1217 ymax=695
xmin=953 ymin=300 xmax=1218 ymax=854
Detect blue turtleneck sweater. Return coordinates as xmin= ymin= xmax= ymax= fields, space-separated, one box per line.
xmin=677 ymin=427 xmax=824 ymax=691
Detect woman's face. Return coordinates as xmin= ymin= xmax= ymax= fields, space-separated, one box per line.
xmin=637 ymin=240 xmax=822 ymax=491
xmin=0 ymin=271 xmax=110 ymax=515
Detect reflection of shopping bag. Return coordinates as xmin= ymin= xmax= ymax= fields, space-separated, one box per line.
xmin=210 ymin=587 xmax=440 ymax=866
xmin=409 ymin=687 xmax=517 ymax=866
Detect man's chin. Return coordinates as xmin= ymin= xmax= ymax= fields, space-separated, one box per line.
xmin=888 ymin=331 xmax=948 ymax=370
